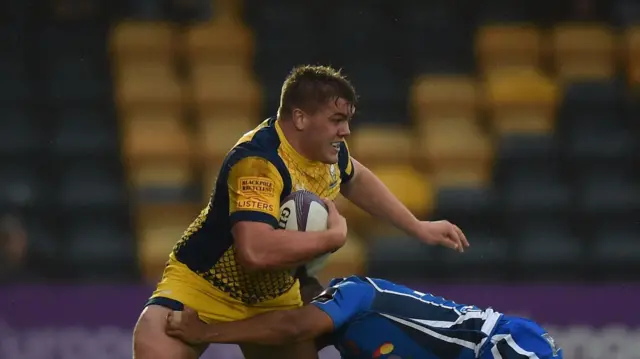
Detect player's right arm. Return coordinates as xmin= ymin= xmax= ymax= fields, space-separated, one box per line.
xmin=228 ymin=156 xmax=347 ymax=271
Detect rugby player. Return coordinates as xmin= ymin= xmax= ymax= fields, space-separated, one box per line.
xmin=166 ymin=276 xmax=563 ymax=359
xmin=132 ymin=65 xmax=469 ymax=359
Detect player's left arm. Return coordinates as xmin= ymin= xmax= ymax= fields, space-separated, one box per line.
xmin=340 ymin=157 xmax=421 ymax=237
xmin=165 ymin=305 xmax=333 ymax=346
xmin=338 ymin=141 xmax=469 ymax=251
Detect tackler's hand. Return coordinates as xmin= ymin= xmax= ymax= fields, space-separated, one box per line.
xmin=411 ymin=220 xmax=470 ymax=253
xmin=165 ymin=306 xmax=208 ymax=345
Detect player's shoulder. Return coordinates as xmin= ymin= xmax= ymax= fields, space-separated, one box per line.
xmin=312 ymin=276 xmax=376 ymax=305
xmin=328 ymin=276 xmax=377 ymax=296
xmin=232 ymin=118 xmax=279 ymax=152
xmin=328 ymin=275 xmax=370 ymax=287
xmin=225 ymin=118 xmax=282 ymax=167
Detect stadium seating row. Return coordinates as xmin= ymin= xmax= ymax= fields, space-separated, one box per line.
xmin=477 ymin=24 xmax=640 ymax=83
xmin=111 ymin=12 xmax=640 ymax=281
xmin=110 ymin=7 xmax=266 ymax=281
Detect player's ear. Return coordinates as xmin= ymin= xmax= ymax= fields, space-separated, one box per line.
xmin=291 ymin=108 xmax=307 ymax=131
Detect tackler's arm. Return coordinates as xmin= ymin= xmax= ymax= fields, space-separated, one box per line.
xmin=166 ymin=305 xmax=334 ymax=346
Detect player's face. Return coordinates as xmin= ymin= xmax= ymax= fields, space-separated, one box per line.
xmin=305 ymin=97 xmax=354 ymax=164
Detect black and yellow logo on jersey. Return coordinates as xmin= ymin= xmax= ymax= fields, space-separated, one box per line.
xmin=238 ymin=177 xmax=276 ymax=196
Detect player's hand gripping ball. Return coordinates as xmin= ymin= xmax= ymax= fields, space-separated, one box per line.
xmin=278 ymin=190 xmax=347 ymax=275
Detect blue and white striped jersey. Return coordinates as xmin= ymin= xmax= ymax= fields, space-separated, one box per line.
xmin=310 ymin=276 xmax=502 ymax=359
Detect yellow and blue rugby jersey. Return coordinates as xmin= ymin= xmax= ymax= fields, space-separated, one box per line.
xmin=171 ymin=117 xmax=355 ymax=304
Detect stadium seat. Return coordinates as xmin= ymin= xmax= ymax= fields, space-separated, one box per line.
xmin=51 ymin=108 xmax=118 ymax=157
xmin=182 ymin=17 xmax=254 ymax=67
xmin=401 ymin=3 xmax=474 ymax=75
xmin=516 ymin=221 xmax=583 ymax=278
xmin=624 ymin=26 xmax=640 ymax=86
xmin=613 ymin=0 xmax=640 ymax=26
xmin=168 ymin=0 xmax=214 ymax=22
xmin=563 ymin=114 xmax=635 ymax=162
xmin=46 ymin=55 xmax=109 ymax=105
xmin=551 ymin=24 xmax=616 ymax=81
xmin=49 ymin=0 xmax=103 ymax=21
xmin=480 ymin=3 xmax=536 ymax=24
xmin=115 ymin=61 xmax=184 ymax=112
xmin=201 ymin=169 xmax=219 ymax=205
xmin=198 ymin=110 xmax=255 ymax=162
xmin=576 ymin=171 xmax=640 ymax=218
xmin=66 ymin=217 xmax=137 ymax=280
xmin=440 ymin=230 xmax=510 ymax=278
xmin=249 ymin=3 xmax=320 ymax=62
xmin=23 ymin=218 xmax=61 ymax=274
xmin=189 ymin=63 xmax=261 ymax=112
xmin=56 ymin=161 xmax=126 ymax=210
xmin=327 ymin=2 xmax=391 ymax=59
xmin=0 ymin=160 xmax=43 ymax=208
xmin=418 ymin=116 xmax=493 ymax=188
xmin=410 ymin=75 xmax=478 ymax=122
xmin=0 ymin=53 xmax=30 ymax=104
xmin=516 ymin=221 xmax=581 ymax=263
xmin=136 ymin=203 xmax=201 ymax=281
xmin=493 ymin=133 xmax=559 ymax=184
xmin=341 ymin=63 xmax=408 ymax=121
xmin=367 ymin=235 xmax=438 ymax=281
xmin=495 ymin=133 xmax=558 ymax=164
xmin=248 ymin=1 xmax=324 ymax=117
xmin=122 ymin=109 xmax=191 ymax=160
xmin=476 ymin=24 xmax=542 ymax=76
xmin=0 ymin=110 xmax=42 ymax=156
xmin=127 ymin=0 xmax=165 ymax=19
xmin=40 ymin=23 xmax=105 ymax=58
xmin=368 ymin=164 xmax=434 ymax=217
xmin=500 ymin=164 xmax=572 ymax=217
xmin=110 ymin=21 xmax=176 ymax=63
xmin=121 ymin=109 xmax=193 ymax=189
xmin=198 ymin=111 xmax=256 ymax=199
xmin=590 ymin=224 xmax=640 ymax=278
xmin=484 ymin=69 xmax=559 ymax=134
xmin=215 ymin=0 xmax=244 ymax=17
xmin=557 ymin=80 xmax=631 ymax=161
xmin=349 ymin=125 xmax=415 ymax=165
xmin=433 ymin=187 xmax=498 ymax=227
xmin=562 ymin=79 xmax=622 ymax=110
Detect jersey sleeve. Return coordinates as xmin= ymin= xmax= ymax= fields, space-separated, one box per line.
xmin=338 ymin=140 xmax=355 ymax=184
xmin=228 ymin=156 xmax=284 ymax=229
xmin=310 ymin=278 xmax=375 ymax=329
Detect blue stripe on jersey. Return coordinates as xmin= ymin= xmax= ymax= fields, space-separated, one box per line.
xmin=381 ymin=314 xmax=466 ymax=358
xmin=363 ymin=277 xmax=498 ymax=355
xmin=372 ymin=290 xmax=462 ymax=322
xmin=365 ymin=277 xmax=488 ymax=334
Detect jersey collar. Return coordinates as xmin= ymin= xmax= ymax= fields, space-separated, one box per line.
xmin=274 ymin=118 xmax=318 ymax=166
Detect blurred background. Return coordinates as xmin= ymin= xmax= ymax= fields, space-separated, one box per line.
xmin=0 ymin=0 xmax=639 ymax=358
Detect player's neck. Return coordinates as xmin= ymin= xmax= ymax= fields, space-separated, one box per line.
xmin=276 ymin=117 xmax=316 ymax=162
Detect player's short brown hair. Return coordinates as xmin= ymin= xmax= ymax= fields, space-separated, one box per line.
xmin=278 ymin=65 xmax=357 ymax=118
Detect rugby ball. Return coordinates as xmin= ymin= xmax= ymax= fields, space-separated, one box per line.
xmin=279 ymin=190 xmax=331 ymax=276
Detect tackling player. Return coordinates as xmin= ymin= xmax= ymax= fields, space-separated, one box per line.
xmin=132 ymin=65 xmax=469 ymax=359
xmin=166 ymin=276 xmax=563 ymax=359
